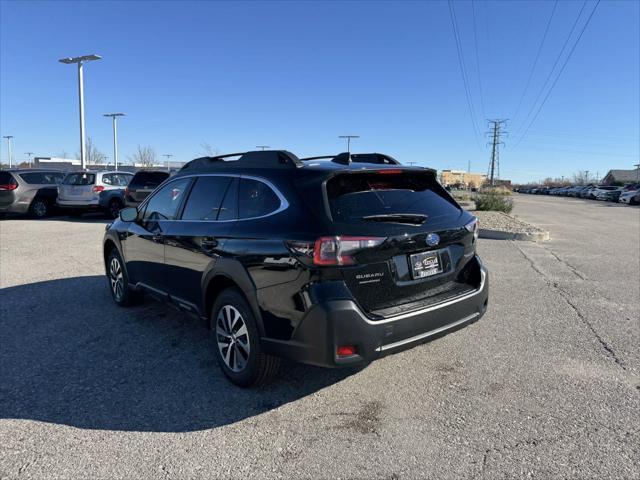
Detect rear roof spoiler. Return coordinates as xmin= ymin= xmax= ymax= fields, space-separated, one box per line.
xmin=301 ymin=152 xmax=401 ymax=165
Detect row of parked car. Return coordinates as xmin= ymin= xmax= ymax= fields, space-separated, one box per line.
xmin=516 ymin=183 xmax=640 ymax=205
xmin=0 ymin=168 xmax=171 ymax=218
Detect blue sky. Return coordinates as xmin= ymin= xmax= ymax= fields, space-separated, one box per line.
xmin=1 ymin=0 xmax=638 ymax=183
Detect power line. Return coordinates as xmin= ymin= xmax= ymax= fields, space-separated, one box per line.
xmin=515 ymin=0 xmax=601 ymax=148
xmin=471 ymin=0 xmax=486 ymax=118
xmin=448 ymin=0 xmax=481 ymax=147
xmin=514 ymin=0 xmax=588 ymax=137
xmin=511 ymin=0 xmax=559 ymax=123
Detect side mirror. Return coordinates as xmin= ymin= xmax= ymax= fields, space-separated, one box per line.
xmin=119 ymin=207 xmax=138 ymax=222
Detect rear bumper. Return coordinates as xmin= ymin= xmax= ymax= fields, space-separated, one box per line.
xmin=0 ymin=202 xmax=29 ymax=214
xmin=262 ymin=263 xmax=489 ymax=368
xmin=57 ymin=199 xmax=102 ymax=210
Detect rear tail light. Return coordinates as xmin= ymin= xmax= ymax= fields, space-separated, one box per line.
xmin=465 ymin=217 xmax=479 ymax=241
xmin=0 ymin=184 xmax=18 ymax=191
xmin=337 ymin=345 xmax=357 ymax=357
xmin=377 ymin=169 xmax=403 ymax=175
xmin=92 ymin=185 xmax=105 ymax=193
xmin=313 ymin=236 xmax=385 ymax=266
xmin=124 ymin=187 xmax=130 ymax=197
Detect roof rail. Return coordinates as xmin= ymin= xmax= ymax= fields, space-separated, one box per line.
xmin=300 ymin=152 xmax=401 ymax=166
xmin=181 ymin=150 xmax=303 ymax=171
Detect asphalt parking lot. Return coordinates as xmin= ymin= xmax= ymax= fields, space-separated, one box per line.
xmin=1 ymin=195 xmax=638 ymax=479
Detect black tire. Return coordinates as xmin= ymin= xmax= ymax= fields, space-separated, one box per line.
xmin=106 ymin=249 xmax=139 ymax=306
xmin=210 ymin=288 xmax=279 ymax=387
xmin=29 ymin=198 xmax=49 ymax=218
xmin=107 ymin=198 xmax=123 ymax=219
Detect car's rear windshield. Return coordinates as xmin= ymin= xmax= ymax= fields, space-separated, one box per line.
xmin=130 ymin=171 xmax=169 ymax=188
xmin=326 ymin=171 xmax=460 ymax=223
xmin=0 ymin=172 xmax=16 ymax=185
xmin=63 ymin=173 xmax=96 ymax=185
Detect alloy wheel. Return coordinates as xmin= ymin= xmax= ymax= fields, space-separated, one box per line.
xmin=216 ymin=305 xmax=250 ymax=372
xmin=109 ymin=257 xmax=124 ymax=301
xmin=32 ymin=200 xmax=47 ymax=218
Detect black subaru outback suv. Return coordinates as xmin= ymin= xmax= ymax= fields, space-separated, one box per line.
xmin=103 ymin=150 xmax=488 ymax=386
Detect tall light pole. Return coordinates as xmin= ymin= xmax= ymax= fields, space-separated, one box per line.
xmin=634 ymin=163 xmax=640 ymax=182
xmin=256 ymin=145 xmax=270 ymax=151
xmin=25 ymin=152 xmax=34 ymax=167
xmin=163 ymin=154 xmax=173 ymax=172
xmin=103 ymin=113 xmax=125 ymax=170
xmin=338 ymin=135 xmax=359 ymax=153
xmin=59 ymin=54 xmax=102 ymax=170
xmin=3 ymin=136 xmax=13 ymax=168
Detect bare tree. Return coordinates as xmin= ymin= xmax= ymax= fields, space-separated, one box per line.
xmin=573 ymin=171 xmax=589 ymax=185
xmin=200 ymin=142 xmax=220 ymax=156
xmin=129 ymin=145 xmax=157 ymax=167
xmin=76 ymin=137 xmax=106 ymax=165
xmin=58 ymin=150 xmax=69 ymax=159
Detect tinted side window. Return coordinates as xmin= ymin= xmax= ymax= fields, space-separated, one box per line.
xmin=181 ymin=176 xmax=233 ymax=221
xmin=143 ymin=178 xmax=191 ymax=221
xmin=218 ymin=177 xmax=238 ymax=221
xmin=101 ymin=174 xmax=114 ymax=185
xmin=18 ymin=172 xmax=46 ymax=184
xmin=114 ymin=173 xmax=133 ymax=186
xmin=238 ymin=178 xmax=281 ymax=219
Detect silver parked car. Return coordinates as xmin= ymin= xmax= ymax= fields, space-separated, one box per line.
xmin=57 ymin=170 xmax=133 ymax=217
xmin=0 ymin=169 xmax=65 ymax=218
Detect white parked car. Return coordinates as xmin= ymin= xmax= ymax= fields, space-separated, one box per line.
xmin=591 ymin=185 xmax=621 ymax=200
xmin=57 ymin=170 xmax=133 ymax=217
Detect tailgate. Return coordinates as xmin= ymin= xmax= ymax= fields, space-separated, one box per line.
xmin=59 ymin=173 xmax=96 ymax=200
xmin=323 ymin=169 xmax=480 ymax=315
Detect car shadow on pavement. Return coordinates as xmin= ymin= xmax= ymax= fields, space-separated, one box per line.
xmin=0 ymin=276 xmax=353 ymax=432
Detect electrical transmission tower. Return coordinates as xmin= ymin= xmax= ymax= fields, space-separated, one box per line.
xmin=486 ymin=119 xmax=508 ymax=187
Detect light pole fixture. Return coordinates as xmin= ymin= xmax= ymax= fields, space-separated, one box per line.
xmin=3 ymin=135 xmax=13 ymax=168
xmin=163 ymin=154 xmax=173 ymax=172
xmin=59 ymin=54 xmax=102 ymax=170
xmin=25 ymin=151 xmax=34 ymax=167
xmin=256 ymin=145 xmax=270 ymax=151
xmin=103 ymin=113 xmax=125 ymax=170
xmin=338 ymin=135 xmax=359 ymax=153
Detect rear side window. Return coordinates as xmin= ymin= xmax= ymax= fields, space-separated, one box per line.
xmin=130 ymin=171 xmax=169 ymax=188
xmin=326 ymin=171 xmax=459 ymax=223
xmin=143 ymin=178 xmax=191 ymax=221
xmin=182 ymin=176 xmax=233 ymax=221
xmin=18 ymin=172 xmax=62 ymax=184
xmin=238 ymin=178 xmax=281 ymax=219
xmin=63 ymin=173 xmax=95 ymax=185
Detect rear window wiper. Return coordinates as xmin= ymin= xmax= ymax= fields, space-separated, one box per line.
xmin=361 ymin=213 xmax=427 ymax=225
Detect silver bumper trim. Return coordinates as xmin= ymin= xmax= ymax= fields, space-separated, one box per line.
xmin=376 ymin=311 xmax=479 ymax=352
xmin=363 ymin=266 xmax=487 ymax=325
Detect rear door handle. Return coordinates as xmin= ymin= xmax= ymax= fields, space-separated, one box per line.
xmin=201 ymin=237 xmax=218 ymax=250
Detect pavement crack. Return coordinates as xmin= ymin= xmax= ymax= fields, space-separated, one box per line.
xmin=513 ymin=242 xmax=627 ymax=371
xmin=541 ymin=245 xmax=587 ymax=280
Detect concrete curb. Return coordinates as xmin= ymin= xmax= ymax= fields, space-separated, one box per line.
xmin=479 ymin=228 xmax=550 ymax=242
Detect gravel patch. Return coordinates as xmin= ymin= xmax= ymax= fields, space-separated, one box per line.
xmin=474 ymin=211 xmax=546 ymax=234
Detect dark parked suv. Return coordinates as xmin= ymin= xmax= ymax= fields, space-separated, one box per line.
xmin=124 ymin=170 xmax=171 ymax=207
xmin=103 ymin=151 xmax=488 ymax=386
